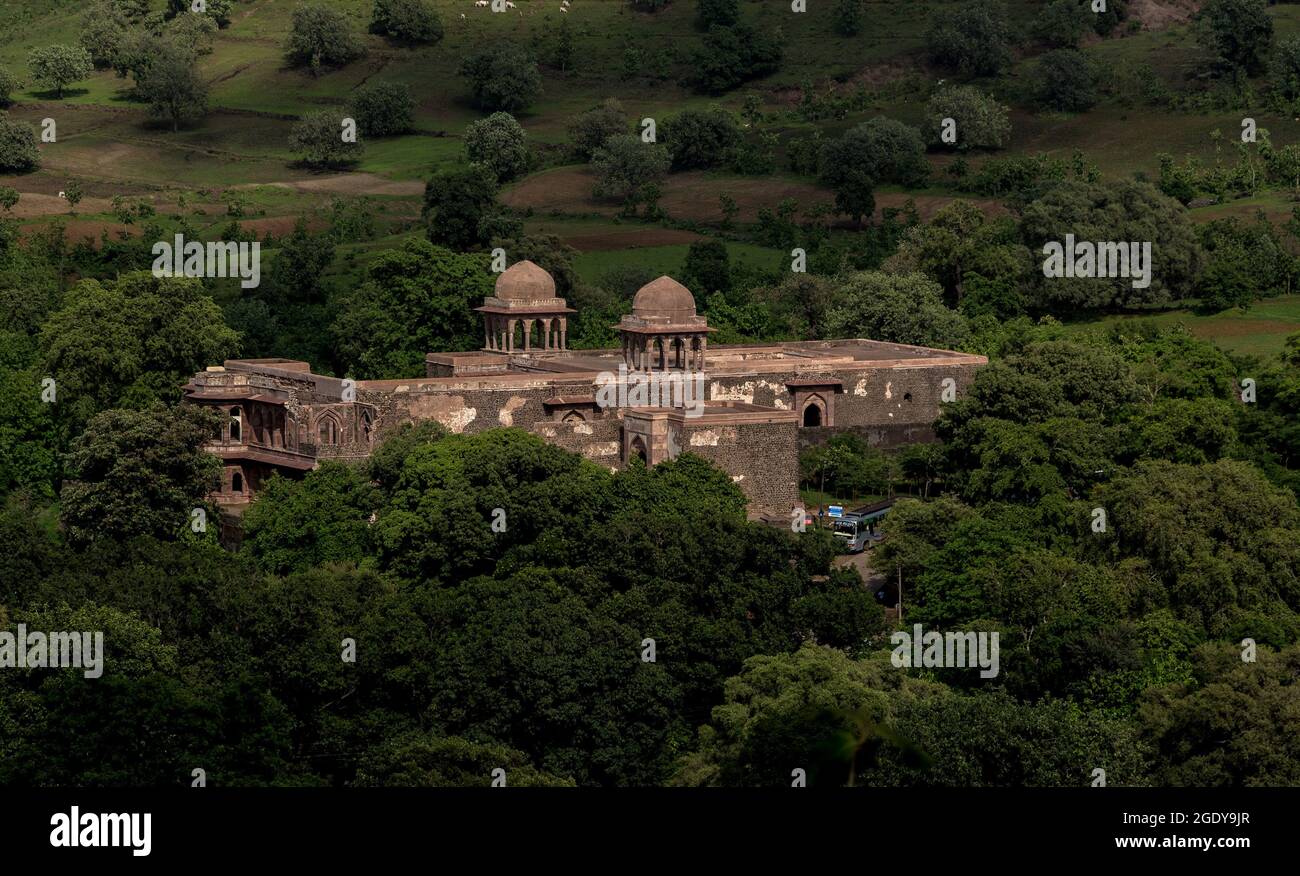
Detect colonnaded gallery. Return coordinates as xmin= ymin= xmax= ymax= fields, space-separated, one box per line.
xmin=184 ymin=261 xmax=987 ymax=519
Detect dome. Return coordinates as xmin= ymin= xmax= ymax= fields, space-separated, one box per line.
xmin=632 ymin=276 xmax=697 ymax=322
xmin=495 ymin=260 xmax=555 ymax=301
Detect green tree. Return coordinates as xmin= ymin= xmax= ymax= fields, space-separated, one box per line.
xmin=0 ymin=69 xmax=18 ymax=107
xmin=1139 ymin=644 xmax=1300 ymax=786
xmin=0 ymin=118 xmax=39 ymax=173
xmin=59 ymin=404 xmax=222 ymax=545
xmin=369 ymin=0 xmax=444 ymax=45
xmin=137 ymin=40 xmax=209 ymax=131
xmin=459 ymin=44 xmax=542 ymax=113
xmin=349 ymin=80 xmax=416 ymax=137
xmin=355 ymin=733 xmax=574 ymax=787
xmin=591 ymin=134 xmax=671 ymax=214
xmin=567 ymin=98 xmax=629 ymax=161
xmin=823 ymin=271 xmax=971 ymax=349
xmin=1271 ymin=36 xmax=1300 ymax=100
xmin=242 ymin=463 xmax=381 ymax=575
xmin=464 ymin=112 xmax=530 ymax=182
xmin=27 ymin=45 xmax=94 ymax=98
xmin=39 ymin=272 xmax=240 ymax=425
xmin=833 ymin=0 xmax=865 ymax=37
xmin=166 ymin=0 xmax=233 ymax=27
xmin=79 ymin=1 xmax=131 ymax=68
xmin=1020 ymin=180 xmax=1202 ymax=310
xmin=284 ymin=3 xmax=365 ymax=75
xmin=331 ymin=239 xmax=494 ymax=378
xmin=661 ymin=107 xmax=742 ymax=170
xmin=269 ymin=218 xmax=336 ymax=303
xmin=422 ymin=163 xmax=520 ymax=251
xmin=289 ymin=111 xmax=364 ymax=167
xmin=820 ymin=118 xmax=929 ymax=224
xmin=925 ymin=85 xmax=1011 ymax=151
xmin=926 ymin=2 xmax=1012 ymax=76
xmin=1035 ymin=49 xmax=1098 ymax=112
xmin=683 ymin=239 xmax=731 ymax=295
xmin=695 ymin=0 xmax=739 ymax=30
xmin=686 ymin=23 xmax=782 ymax=95
xmin=1032 ymin=0 xmax=1093 ymax=48
xmin=1196 ymin=0 xmax=1273 ymax=78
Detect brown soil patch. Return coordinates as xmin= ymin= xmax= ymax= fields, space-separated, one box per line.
xmin=20 ymin=220 xmax=135 ymax=246
xmin=1131 ymin=0 xmax=1201 ymax=31
xmin=8 ymin=193 xmax=118 ymax=219
xmin=237 ymin=216 xmax=331 ymax=237
xmin=1190 ymin=319 xmax=1299 ymax=339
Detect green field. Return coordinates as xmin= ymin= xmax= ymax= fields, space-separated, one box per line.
xmin=1064 ymin=295 xmax=1300 ymax=360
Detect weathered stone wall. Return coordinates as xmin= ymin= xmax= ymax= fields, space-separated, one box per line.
xmin=681 ymin=419 xmax=799 ymax=518
xmin=706 ymin=363 xmax=981 ymax=429
xmin=362 ymin=383 xmax=569 ymax=438
xmin=532 ymin=414 xmax=624 ymax=468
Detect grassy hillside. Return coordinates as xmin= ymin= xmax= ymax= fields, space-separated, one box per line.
xmin=3 ymin=0 xmax=1300 ymax=348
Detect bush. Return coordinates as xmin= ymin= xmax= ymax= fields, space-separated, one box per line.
xmin=925 ymin=85 xmax=1011 ymax=150
xmin=369 ymin=0 xmax=444 ymax=45
xmin=350 ymin=81 xmax=416 ymax=137
xmin=0 ymin=117 xmax=39 ymax=173
xmin=683 ymin=239 xmax=731 ymax=294
xmin=591 ymin=134 xmax=671 ymax=212
xmin=1196 ymin=0 xmax=1273 ymax=78
xmin=661 ymin=108 xmax=741 ymax=170
xmin=1035 ymin=49 xmax=1098 ymax=112
xmin=284 ymin=4 xmax=365 ymax=74
xmin=0 ymin=69 xmax=18 ymax=108
xmin=459 ymin=44 xmax=542 ymax=113
xmin=926 ymin=2 xmax=1012 ymax=76
xmin=568 ymin=99 xmax=629 ymax=161
xmin=289 ymin=111 xmax=364 ymax=168
xmin=695 ymin=0 xmax=738 ymax=30
xmin=820 ymin=118 xmax=929 ymax=222
xmin=833 ymin=0 xmax=865 ymax=37
xmin=687 ymin=23 xmax=782 ymax=94
xmin=464 ymin=112 xmax=530 ymax=182
xmin=1271 ymin=36 xmax=1300 ymax=100
xmin=1032 ymin=0 xmax=1092 ymax=48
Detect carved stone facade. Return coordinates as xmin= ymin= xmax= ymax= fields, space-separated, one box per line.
xmin=185 ymin=268 xmax=987 ymax=519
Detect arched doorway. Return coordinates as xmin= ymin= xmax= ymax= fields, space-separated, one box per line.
xmin=229 ymin=406 xmax=242 ymax=442
xmin=231 ymin=471 xmax=244 ymax=494
xmin=803 ymin=403 xmax=823 ymax=427
xmin=629 ymin=435 xmax=647 ymax=463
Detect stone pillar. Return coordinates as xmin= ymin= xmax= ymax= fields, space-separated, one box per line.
xmin=560 ymin=318 xmax=567 ymax=351
xmin=542 ymin=318 xmax=552 ymax=350
xmin=523 ymin=319 xmax=534 ymax=352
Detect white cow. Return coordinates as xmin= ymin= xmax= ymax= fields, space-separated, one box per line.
xmin=474 ymin=0 xmax=488 ymax=6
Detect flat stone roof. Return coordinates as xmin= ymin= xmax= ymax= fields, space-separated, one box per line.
xmin=219 ymin=338 xmax=987 ymax=393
